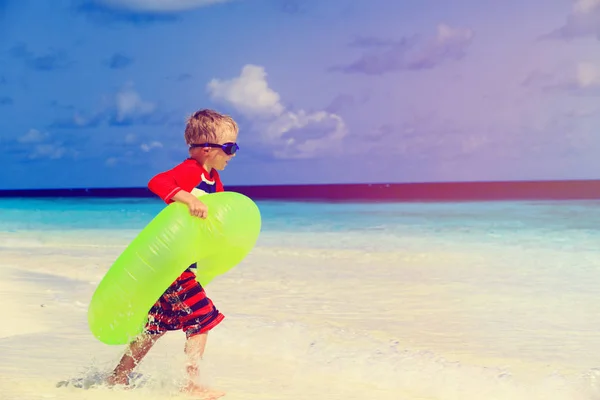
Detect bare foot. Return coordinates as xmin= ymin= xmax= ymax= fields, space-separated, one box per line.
xmin=105 ymin=372 xmax=130 ymax=388
xmin=181 ymin=383 xmax=226 ymax=399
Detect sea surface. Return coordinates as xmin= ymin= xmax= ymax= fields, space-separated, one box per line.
xmin=1 ymin=197 xmax=600 ymax=400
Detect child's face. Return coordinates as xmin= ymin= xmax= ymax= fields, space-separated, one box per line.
xmin=197 ymin=130 xmax=238 ymax=171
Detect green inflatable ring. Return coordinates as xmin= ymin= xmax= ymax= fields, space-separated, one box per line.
xmin=87 ymin=191 xmax=261 ymax=345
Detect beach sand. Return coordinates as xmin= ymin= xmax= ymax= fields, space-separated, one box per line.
xmin=2 ymin=227 xmax=600 ymax=400
xmin=0 ymin=232 xmax=427 ymax=400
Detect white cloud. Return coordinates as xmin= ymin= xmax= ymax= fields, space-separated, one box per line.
xmin=435 ymin=23 xmax=474 ymax=46
xmin=18 ymin=129 xmax=49 ymax=144
xmin=565 ymin=105 xmax=600 ymax=117
xmin=207 ymin=65 xmax=285 ymax=119
xmin=523 ymin=61 xmax=600 ymax=92
xmin=140 ymin=141 xmax=163 ymax=152
xmin=18 ymin=129 xmax=73 ymax=160
xmin=95 ymin=0 xmax=230 ymax=12
xmin=333 ymin=23 xmax=474 ymax=75
xmin=105 ymin=157 xmax=118 ymax=166
xmin=545 ymin=0 xmax=600 ymax=39
xmin=114 ymin=82 xmax=156 ymax=123
xmin=30 ymin=144 xmax=67 ymax=160
xmin=55 ymin=82 xmax=157 ymax=128
xmin=262 ymin=110 xmax=347 ymax=159
xmin=207 ymin=64 xmax=348 ymax=159
xmin=408 ymin=23 xmax=474 ymax=69
xmin=574 ymin=0 xmax=600 ymax=13
xmin=124 ymin=133 xmax=137 ymax=143
xmin=72 ymin=113 xmax=90 ymax=127
xmin=576 ymin=62 xmax=600 ymax=87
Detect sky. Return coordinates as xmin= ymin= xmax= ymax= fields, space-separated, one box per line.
xmin=1 ymin=0 xmax=600 ymax=189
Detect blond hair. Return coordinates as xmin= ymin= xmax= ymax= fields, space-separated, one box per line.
xmin=184 ymin=109 xmax=238 ymax=145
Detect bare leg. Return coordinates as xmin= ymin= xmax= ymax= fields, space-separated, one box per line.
xmin=106 ymin=332 xmax=165 ymax=386
xmin=181 ymin=333 xmax=225 ymax=399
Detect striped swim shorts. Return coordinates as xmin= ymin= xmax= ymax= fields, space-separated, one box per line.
xmin=144 ymin=264 xmax=225 ymax=338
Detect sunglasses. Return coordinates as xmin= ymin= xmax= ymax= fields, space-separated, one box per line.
xmin=189 ymin=142 xmax=240 ymax=155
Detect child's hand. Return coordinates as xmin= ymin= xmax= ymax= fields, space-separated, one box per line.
xmin=187 ymin=197 xmax=208 ymax=219
xmin=171 ymin=190 xmax=209 ymax=218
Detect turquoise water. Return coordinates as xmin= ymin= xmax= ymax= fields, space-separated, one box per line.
xmin=2 ymin=197 xmax=599 ymax=230
xmin=2 ymin=197 xmax=599 ymax=251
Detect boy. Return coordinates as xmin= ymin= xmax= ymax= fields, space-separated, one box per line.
xmin=106 ymin=109 xmax=240 ymax=399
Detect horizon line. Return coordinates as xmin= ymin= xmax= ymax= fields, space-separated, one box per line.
xmin=1 ymin=178 xmax=600 ymax=202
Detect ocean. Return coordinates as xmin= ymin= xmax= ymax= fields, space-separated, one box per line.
xmin=1 ymin=196 xmax=600 ymax=400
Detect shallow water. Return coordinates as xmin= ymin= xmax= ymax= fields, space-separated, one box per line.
xmin=1 ymin=198 xmax=600 ymax=399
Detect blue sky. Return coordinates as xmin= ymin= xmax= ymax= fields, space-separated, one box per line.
xmin=1 ymin=0 xmax=599 ymax=189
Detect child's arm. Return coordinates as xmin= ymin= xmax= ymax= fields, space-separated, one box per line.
xmin=148 ymin=167 xmax=185 ymax=203
xmin=148 ymin=162 xmax=209 ymax=218
xmin=171 ymin=190 xmax=208 ymax=219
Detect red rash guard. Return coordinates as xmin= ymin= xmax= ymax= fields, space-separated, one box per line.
xmin=148 ymin=158 xmax=224 ymax=203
